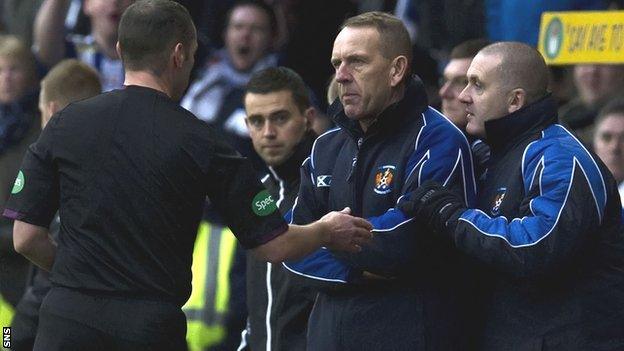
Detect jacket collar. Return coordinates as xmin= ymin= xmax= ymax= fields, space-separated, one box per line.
xmin=268 ymin=131 xmax=316 ymax=184
xmin=484 ymin=94 xmax=558 ymax=153
xmin=328 ymin=76 xmax=428 ymax=140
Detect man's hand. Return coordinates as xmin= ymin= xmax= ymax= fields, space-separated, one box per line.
xmin=398 ymin=180 xmax=466 ymax=234
xmin=252 ymin=208 xmax=372 ymax=263
xmin=319 ymin=207 xmax=373 ymax=253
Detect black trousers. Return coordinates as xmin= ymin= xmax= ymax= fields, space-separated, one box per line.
xmin=34 ymin=287 xmax=188 ymax=351
xmin=306 ymin=285 xmax=463 ymax=351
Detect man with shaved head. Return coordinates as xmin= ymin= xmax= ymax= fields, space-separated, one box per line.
xmin=401 ymin=42 xmax=624 ymax=349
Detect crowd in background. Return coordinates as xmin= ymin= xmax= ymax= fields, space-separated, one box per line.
xmin=1 ymin=0 xmax=624 ymax=350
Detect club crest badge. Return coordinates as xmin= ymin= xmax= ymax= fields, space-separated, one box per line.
xmin=491 ymin=187 xmax=507 ymax=216
xmin=374 ymin=165 xmax=395 ymax=194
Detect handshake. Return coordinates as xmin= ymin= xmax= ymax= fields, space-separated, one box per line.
xmin=319 ymin=180 xmax=465 ymax=255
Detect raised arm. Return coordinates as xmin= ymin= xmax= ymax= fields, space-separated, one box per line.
xmin=34 ymin=0 xmax=71 ymax=67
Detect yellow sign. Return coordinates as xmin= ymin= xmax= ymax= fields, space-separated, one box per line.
xmin=538 ymin=11 xmax=624 ymax=64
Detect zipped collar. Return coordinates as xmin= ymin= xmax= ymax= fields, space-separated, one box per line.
xmin=485 ymin=94 xmax=558 ymax=153
xmin=328 ymin=76 xmax=428 ymax=141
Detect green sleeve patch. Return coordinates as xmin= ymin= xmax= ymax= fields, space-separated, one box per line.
xmin=252 ymin=190 xmax=277 ymax=216
xmin=11 ymin=171 xmax=24 ymax=194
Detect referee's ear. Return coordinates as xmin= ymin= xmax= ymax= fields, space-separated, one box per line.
xmin=172 ymin=43 xmax=186 ymax=68
xmin=116 ymin=42 xmax=122 ymax=61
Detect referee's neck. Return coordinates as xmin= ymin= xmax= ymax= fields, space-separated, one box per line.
xmin=123 ymin=71 xmax=172 ymax=98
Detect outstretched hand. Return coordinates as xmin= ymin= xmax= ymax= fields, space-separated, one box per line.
xmin=319 ymin=207 xmax=373 ymax=253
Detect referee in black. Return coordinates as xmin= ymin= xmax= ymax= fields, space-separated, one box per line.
xmin=2 ymin=1 xmax=372 ymax=350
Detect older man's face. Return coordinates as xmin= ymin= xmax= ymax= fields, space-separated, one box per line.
xmin=331 ymin=26 xmax=394 ymax=125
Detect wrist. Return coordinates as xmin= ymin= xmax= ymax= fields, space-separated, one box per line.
xmin=315 ymin=219 xmax=331 ymax=247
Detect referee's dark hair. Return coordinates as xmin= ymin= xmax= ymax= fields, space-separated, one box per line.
xmin=246 ymin=67 xmax=311 ymax=113
xmin=118 ymin=0 xmax=196 ymax=74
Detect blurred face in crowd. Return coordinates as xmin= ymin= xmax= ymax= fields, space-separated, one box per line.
xmin=84 ymin=0 xmax=134 ymax=45
xmin=574 ymin=64 xmax=624 ymax=106
xmin=0 ymin=56 xmax=32 ymax=104
xmin=439 ymin=58 xmax=471 ymax=129
xmin=594 ymin=113 xmax=624 ymax=183
xmin=225 ymin=5 xmax=273 ymax=72
xmin=459 ymin=53 xmax=511 ymax=139
xmin=331 ymin=26 xmax=396 ymax=126
xmin=245 ymin=90 xmax=312 ymax=167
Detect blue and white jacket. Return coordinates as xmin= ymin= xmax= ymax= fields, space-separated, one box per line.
xmin=449 ymin=95 xmax=624 ymax=350
xmin=283 ymin=79 xmax=477 ymax=284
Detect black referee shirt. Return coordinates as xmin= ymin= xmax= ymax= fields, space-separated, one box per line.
xmin=4 ymin=85 xmax=287 ymax=307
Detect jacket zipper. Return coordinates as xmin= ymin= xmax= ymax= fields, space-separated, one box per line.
xmin=348 ymin=137 xmax=364 ymax=216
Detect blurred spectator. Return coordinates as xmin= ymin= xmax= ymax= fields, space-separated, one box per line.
xmin=175 ymin=0 xmax=236 ymax=52
xmin=0 ymin=34 xmax=40 ymax=314
xmin=10 ymin=58 xmax=101 ymax=351
xmin=181 ymin=0 xmax=278 ymax=170
xmin=439 ymin=38 xmax=490 ymax=129
xmin=33 ymin=0 xmax=134 ymax=91
xmin=593 ymin=97 xmax=624 ymax=205
xmin=0 ymin=0 xmax=44 ymax=47
xmin=439 ymin=38 xmax=490 ymax=183
xmin=560 ymin=64 xmax=624 ymax=144
xmin=486 ymin=0 xmax=608 ymax=46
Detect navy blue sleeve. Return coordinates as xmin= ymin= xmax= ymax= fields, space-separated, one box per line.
xmin=453 ymin=126 xmax=609 ymax=277
xmin=283 ymin=154 xmax=354 ymax=285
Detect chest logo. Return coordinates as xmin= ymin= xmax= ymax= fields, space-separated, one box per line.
xmin=491 ymin=187 xmax=507 ymax=216
xmin=374 ymin=165 xmax=395 ymax=195
xmin=316 ymin=175 xmax=332 ymax=187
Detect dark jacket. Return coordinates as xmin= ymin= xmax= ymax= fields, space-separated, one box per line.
xmin=285 ymin=78 xmax=477 ymax=280
xmin=241 ymin=133 xmax=316 ymax=351
xmin=283 ymin=79 xmax=478 ymax=350
xmin=450 ymin=95 xmax=624 ymax=350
